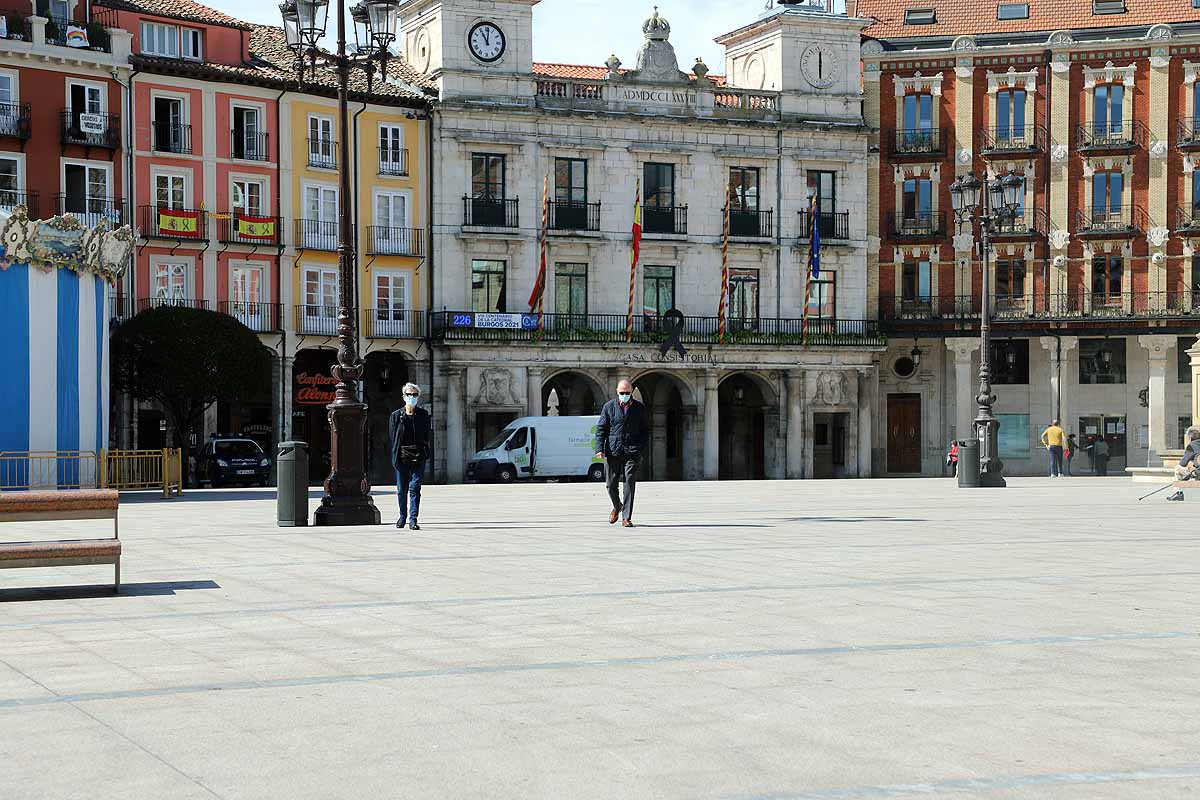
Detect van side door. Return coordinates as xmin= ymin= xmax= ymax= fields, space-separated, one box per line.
xmin=507 ymin=427 xmax=532 ymax=477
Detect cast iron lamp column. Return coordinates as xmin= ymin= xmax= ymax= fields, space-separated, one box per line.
xmin=948 ymin=169 xmax=1023 ymax=488
xmin=281 ymin=0 xmax=399 ymax=525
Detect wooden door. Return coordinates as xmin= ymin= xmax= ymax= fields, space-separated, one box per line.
xmin=887 ymin=394 xmax=922 ymax=474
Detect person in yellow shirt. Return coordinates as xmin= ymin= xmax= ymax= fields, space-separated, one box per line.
xmin=1040 ymin=419 xmax=1067 ymax=477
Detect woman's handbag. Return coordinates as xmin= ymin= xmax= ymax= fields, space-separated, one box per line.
xmin=399 ymin=445 xmax=423 ymax=464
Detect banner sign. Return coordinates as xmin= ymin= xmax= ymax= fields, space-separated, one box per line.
xmin=78 ymin=113 xmax=106 ymax=134
xmin=449 ymin=312 xmax=539 ymax=330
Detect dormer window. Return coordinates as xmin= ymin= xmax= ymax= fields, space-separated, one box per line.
xmin=140 ymin=21 xmax=202 ymax=60
xmin=1093 ymin=0 xmax=1125 ymax=13
xmin=903 ymin=8 xmax=936 ymax=24
xmin=997 ymin=2 xmax=1029 ymax=19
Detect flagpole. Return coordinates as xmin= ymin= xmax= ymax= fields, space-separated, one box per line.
xmin=718 ymin=185 xmax=732 ymax=345
xmin=801 ymin=195 xmax=816 ymax=345
xmin=625 ymin=177 xmax=641 ymax=344
xmin=537 ymin=173 xmax=548 ymax=332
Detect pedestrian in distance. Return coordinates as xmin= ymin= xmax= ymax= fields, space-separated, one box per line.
xmin=946 ymin=440 xmax=958 ymax=477
xmin=389 ymin=382 xmax=431 ymax=531
xmin=1166 ymin=427 xmax=1200 ymax=501
xmin=1040 ymin=418 xmax=1067 ymax=477
xmin=1092 ymin=435 xmax=1110 ymax=477
xmin=1064 ymin=433 xmax=1077 ymax=476
xmin=594 ymin=379 xmax=649 ymax=528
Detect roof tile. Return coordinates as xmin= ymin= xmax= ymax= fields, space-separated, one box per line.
xmin=98 ymin=0 xmax=251 ymax=31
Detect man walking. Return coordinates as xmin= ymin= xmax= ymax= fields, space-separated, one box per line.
xmin=594 ymin=379 xmax=649 ymax=527
xmin=1166 ymin=427 xmax=1200 ymax=501
xmin=1040 ymin=418 xmax=1067 ymax=477
xmin=389 ymin=382 xmax=431 ymax=530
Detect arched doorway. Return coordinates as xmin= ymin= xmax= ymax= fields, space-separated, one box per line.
xmin=631 ymin=371 xmax=693 ymax=481
xmin=718 ymin=373 xmax=771 ymax=480
xmin=292 ymin=348 xmax=337 ymax=485
xmin=542 ymin=370 xmax=604 ymax=416
xmin=364 ymin=351 xmax=413 ymax=486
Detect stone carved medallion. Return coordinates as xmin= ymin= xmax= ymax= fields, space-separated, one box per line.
xmin=814 ymin=371 xmax=848 ymax=407
xmin=474 ymin=367 xmax=521 ymax=406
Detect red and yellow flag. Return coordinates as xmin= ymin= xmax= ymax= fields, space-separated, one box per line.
xmin=158 ymin=208 xmax=199 ymax=237
xmin=237 ymin=214 xmax=276 ymax=240
xmin=625 ymin=178 xmax=642 ymax=343
xmin=527 ymin=174 xmax=549 ymax=323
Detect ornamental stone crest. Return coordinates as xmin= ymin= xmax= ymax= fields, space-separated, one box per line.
xmin=1047 ymin=30 xmax=1074 ymax=47
xmin=1150 ymin=139 xmax=1169 ymax=160
xmin=951 ymin=35 xmax=977 ymax=51
xmin=474 ymin=367 xmax=521 ymax=406
xmin=861 ymin=39 xmax=884 ymax=57
xmin=1146 ymin=24 xmax=1173 ymax=41
xmin=1147 ymin=227 xmax=1170 ymax=248
xmin=813 ymin=371 xmax=848 ymax=407
xmin=1050 ymin=229 xmax=1070 ymax=250
xmin=1051 ymin=144 xmax=1068 ymax=163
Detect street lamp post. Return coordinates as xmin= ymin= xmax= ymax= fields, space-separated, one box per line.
xmin=949 ymin=169 xmax=1023 ymax=488
xmin=281 ymin=0 xmax=398 ymax=525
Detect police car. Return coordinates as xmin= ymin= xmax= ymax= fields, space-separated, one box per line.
xmin=198 ymin=435 xmax=272 ymax=488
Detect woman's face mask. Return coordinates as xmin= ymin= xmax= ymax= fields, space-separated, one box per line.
xmin=404 ymin=395 xmax=419 ymax=407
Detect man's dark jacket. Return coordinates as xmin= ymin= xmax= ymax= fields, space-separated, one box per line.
xmin=594 ymin=399 xmax=649 ymax=458
xmin=389 ymin=406 xmax=432 ymax=469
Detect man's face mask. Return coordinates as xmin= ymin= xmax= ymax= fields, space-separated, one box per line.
xmin=618 ymin=392 xmax=631 ymax=402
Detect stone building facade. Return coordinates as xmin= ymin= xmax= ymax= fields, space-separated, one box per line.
xmin=858 ymin=0 xmax=1200 ymax=476
xmin=397 ymin=0 xmax=882 ymax=482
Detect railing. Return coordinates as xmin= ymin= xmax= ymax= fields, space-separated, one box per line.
xmin=0 ymin=190 xmax=38 ymax=217
xmin=549 ymin=200 xmax=601 ymax=232
xmin=1178 ymin=118 xmax=1200 ymax=148
xmin=216 ymin=213 xmax=282 ymax=246
xmin=137 ymin=297 xmax=209 ymax=312
xmin=366 ymin=226 xmax=422 ymax=256
xmin=798 ymin=210 xmax=850 ymax=241
xmin=219 ymin=301 xmax=282 ymax=332
xmin=56 ymin=195 xmax=126 ymax=227
xmin=0 ymin=102 xmax=31 ymax=140
xmin=1076 ymin=205 xmax=1146 ymax=236
xmin=728 ymin=208 xmax=773 ymax=238
xmin=140 ymin=205 xmax=207 ymax=239
xmin=643 ymin=204 xmax=688 ymax=235
xmin=533 ymin=79 xmax=779 ymax=119
xmin=0 ymin=449 xmax=182 ymax=497
xmin=152 ymin=121 xmax=192 ymax=154
xmin=61 ymin=109 xmax=120 ymax=149
xmin=535 ymin=79 xmax=606 ymax=104
xmin=294 ymin=219 xmax=341 ymax=251
xmin=1076 ymin=120 xmax=1146 ymax=150
xmin=880 ymin=292 xmax=1200 ymax=323
xmin=296 ymin=304 xmax=339 ymax=336
xmin=879 ymin=295 xmax=981 ymax=321
xmin=43 ymin=12 xmax=113 ymax=52
xmin=1177 ymin=205 xmax=1200 ymax=232
xmin=109 ymin=294 xmax=134 ymax=322
xmin=307 ymin=138 xmax=338 ymax=169
xmin=888 ymin=212 xmax=947 ymax=239
xmin=231 ymin=130 xmax=270 ymax=161
xmin=979 ymin=124 xmax=1047 ymax=154
xmin=363 ymin=308 xmax=426 ymax=339
xmin=463 ymin=196 xmax=519 ymax=228
xmin=991 ymin=208 xmax=1048 ymax=238
xmin=378 ymin=146 xmax=409 ymax=176
xmin=891 ymin=127 xmax=944 ymax=157
xmin=712 ymin=91 xmax=779 ymax=116
xmin=431 ymin=311 xmax=885 ymax=347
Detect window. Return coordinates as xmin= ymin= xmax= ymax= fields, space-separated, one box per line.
xmin=232 ymin=106 xmax=262 ymax=160
xmin=1094 ymin=83 xmax=1124 ymax=136
xmin=308 ymin=115 xmax=335 ymax=167
xmin=554 ymin=158 xmax=587 ymax=204
xmin=901 ymin=260 xmax=931 ymax=302
xmin=1079 ymin=338 xmax=1127 ymax=384
xmin=1192 ymin=171 xmax=1200 ymax=215
xmin=302 ymin=184 xmax=337 ymax=248
xmin=991 ymin=339 xmax=1029 ymax=384
xmin=152 ymin=96 xmax=185 ymax=152
xmin=996 ymin=258 xmax=1026 ymax=303
xmin=904 ymin=8 xmax=936 ymax=23
xmin=181 ymin=28 xmax=201 ymax=59
xmin=471 ymin=153 xmax=505 ymax=199
xmin=0 ymin=157 xmax=19 ymax=210
xmin=997 ymin=2 xmax=1029 ymax=18
xmin=644 ymin=163 xmax=675 ymax=208
xmin=0 ymin=73 xmax=15 ymax=105
xmin=902 ymin=177 xmax=932 ymax=221
xmin=153 ymin=262 xmax=187 ymax=302
xmin=302 ymin=267 xmax=338 ymax=333
xmin=379 ymin=124 xmax=405 ymax=173
xmin=155 ymin=173 xmax=186 ymax=209
xmin=1092 ymin=171 xmax=1123 ymax=222
xmin=729 ymin=268 xmax=759 ymax=322
xmin=63 ymin=163 xmax=112 ymax=223
xmin=232 ymin=180 xmax=264 ymax=217
xmin=643 ymin=265 xmax=675 ymax=317
xmin=68 ymin=82 xmax=103 ymax=115
xmin=554 ymin=262 xmax=587 ymax=321
xmin=374 ymin=192 xmax=409 ymax=253
xmin=230 ymin=264 xmax=263 ymax=304
xmin=471 ymin=259 xmax=506 ymax=312
xmin=902 ymin=93 xmax=933 ymax=133
xmin=1091 ymin=255 xmax=1123 ymax=302
xmin=808 ymin=171 xmax=836 ymax=215
xmin=996 ymin=89 xmax=1026 ymax=141
xmin=808 ymin=272 xmax=836 ymax=319
xmin=729 ymin=167 xmax=759 ymax=212
xmin=374 ymin=272 xmax=409 ymax=336
xmin=1092 ymin=0 xmax=1125 ymax=13
xmin=140 ymin=22 xmax=178 ymax=57
xmin=1178 ymin=337 xmax=1193 ymax=384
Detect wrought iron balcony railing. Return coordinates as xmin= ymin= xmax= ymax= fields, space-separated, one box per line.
xmin=1076 ymin=205 xmax=1147 ymax=237
xmin=140 ymin=205 xmax=207 ymax=239
xmin=219 ymin=301 xmax=283 ymax=332
xmin=217 ymin=213 xmax=282 ymax=246
xmin=979 ymin=124 xmax=1047 ymax=155
xmin=231 ymin=130 xmax=270 ymax=161
xmin=61 ymin=110 xmax=119 ymax=149
xmin=295 ymin=304 xmax=339 ymax=336
xmin=879 ymin=291 xmax=1200 ymax=324
xmin=1076 ymin=120 xmax=1147 ymax=150
xmin=1177 ymin=205 xmax=1200 ymax=232
xmin=991 ymin=208 xmax=1049 ymax=238
xmin=798 ymin=210 xmax=850 ymax=241
xmin=294 ymin=219 xmax=341 ymax=251
xmin=1177 ymin=118 xmax=1200 ymax=149
xmin=890 ymin=127 xmax=944 ymax=157
xmin=728 ymin=208 xmax=773 ymax=238
xmin=378 ymin=146 xmax=408 ymax=176
xmin=56 ymin=194 xmax=125 ymax=227
xmin=0 ymin=102 xmax=31 ymax=140
xmin=152 ymin=121 xmax=191 ymax=154
xmin=0 ymin=190 xmax=38 ymax=217
xmin=888 ymin=212 xmax=947 ymax=239
xmin=137 ymin=297 xmax=209 ymax=312
xmin=363 ymin=308 xmax=426 ymax=339
xmin=463 ymin=196 xmax=519 ymax=228
xmin=549 ymin=200 xmax=601 ymax=232
xmin=43 ymin=12 xmax=113 ymax=52
xmin=307 ymin=138 xmax=338 ymax=169
xmin=643 ymin=204 xmax=688 ymax=235
xmin=366 ymin=226 xmax=422 ymax=256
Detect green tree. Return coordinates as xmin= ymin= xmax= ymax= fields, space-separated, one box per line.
xmin=111 ymin=306 xmax=274 ymax=446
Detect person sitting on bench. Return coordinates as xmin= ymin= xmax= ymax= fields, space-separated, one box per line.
xmin=1167 ymin=427 xmax=1200 ymax=501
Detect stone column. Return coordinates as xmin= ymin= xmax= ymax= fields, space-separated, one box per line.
xmin=1147 ymin=50 xmax=1171 ymax=296
xmin=1139 ymin=335 xmax=1175 ymax=464
xmin=1189 ymin=336 xmax=1200 ymax=428
xmin=944 ymin=338 xmax=980 ymax=441
xmin=527 ymin=366 xmax=544 ymax=417
xmin=857 ymin=367 xmax=874 ymax=478
xmin=281 ymin=355 xmax=294 ymax=441
xmin=703 ymin=371 xmax=719 ymax=480
xmin=1039 ymin=336 xmax=1064 ymax=422
xmin=445 ymin=366 xmax=465 ymax=483
xmin=785 ymin=370 xmax=803 ymax=479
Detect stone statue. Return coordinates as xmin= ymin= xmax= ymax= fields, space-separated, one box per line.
xmin=627 ymin=7 xmax=688 ymax=84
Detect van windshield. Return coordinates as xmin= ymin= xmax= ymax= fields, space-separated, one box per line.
xmin=215 ymin=440 xmax=264 ymax=458
xmin=482 ymin=428 xmax=516 ymax=450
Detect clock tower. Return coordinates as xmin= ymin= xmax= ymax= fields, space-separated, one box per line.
xmin=396 ymin=0 xmax=538 ymax=100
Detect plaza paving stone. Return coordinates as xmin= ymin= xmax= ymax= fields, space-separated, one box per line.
xmin=0 ymin=476 xmax=1198 ymax=799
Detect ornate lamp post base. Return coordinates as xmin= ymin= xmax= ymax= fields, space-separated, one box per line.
xmin=313 ymin=496 xmax=381 ymax=526
xmin=312 ymin=401 xmax=381 ymax=526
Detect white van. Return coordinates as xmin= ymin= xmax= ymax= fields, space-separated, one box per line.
xmin=466 ymin=415 xmax=605 ymax=483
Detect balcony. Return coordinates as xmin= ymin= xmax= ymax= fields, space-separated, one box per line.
xmin=294 ymin=219 xmax=341 ymax=251
xmin=432 ymin=311 xmax=884 ymax=346
xmin=1177 ymin=205 xmax=1200 ymax=233
xmin=798 ymin=210 xmax=850 ymax=242
xmin=879 ymin=295 xmax=980 ymax=322
xmin=979 ymin=125 xmax=1046 ymax=156
xmin=43 ymin=11 xmax=114 ymax=52
xmin=879 ymin=292 xmax=1200 ymax=325
xmin=1178 ymin=119 xmax=1200 ymax=150
xmin=1076 ymin=205 xmax=1146 ymax=238
xmin=462 ymin=196 xmax=519 ymax=228
xmin=728 ymin=208 xmax=773 ymax=238
xmin=890 ymin=128 xmax=945 ymax=158
xmin=366 ymin=226 xmax=422 ymax=256
xmin=643 ymin=204 xmax=688 ymax=235
xmin=231 ymin=131 xmax=270 ymax=161
xmin=56 ymin=195 xmax=125 ymax=227
xmin=0 ymin=102 xmax=31 ymax=141
xmin=139 ymin=205 xmax=207 ymax=240
xmin=61 ymin=110 xmax=120 ymax=150
xmin=152 ymin=121 xmax=192 ymax=155
xmin=219 ymin=301 xmax=282 ymax=332
xmin=307 ymin=138 xmax=338 ymax=170
xmin=1076 ymin=121 xmax=1146 ymax=151
xmin=295 ymin=304 xmax=339 ymax=336
xmin=549 ymin=200 xmax=601 ymax=232
xmin=0 ymin=190 xmax=38 ymax=217
xmin=137 ymin=297 xmax=208 ymax=313
xmin=363 ymin=308 xmax=425 ymax=339
xmin=378 ymin=146 xmax=408 ymax=176
xmin=990 ymin=208 xmax=1049 ymax=239
xmin=216 ymin=213 xmax=282 ymax=246
xmin=888 ymin=212 xmax=947 ymax=240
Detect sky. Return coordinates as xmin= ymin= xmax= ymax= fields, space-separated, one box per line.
xmin=205 ymin=0 xmax=770 ymax=73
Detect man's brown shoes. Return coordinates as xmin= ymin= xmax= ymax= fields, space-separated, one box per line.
xmin=608 ymin=509 xmax=619 ymax=524
xmin=621 ymin=519 xmax=633 ymax=528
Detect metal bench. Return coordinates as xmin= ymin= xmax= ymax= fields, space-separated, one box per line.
xmin=0 ymin=489 xmax=121 ymax=591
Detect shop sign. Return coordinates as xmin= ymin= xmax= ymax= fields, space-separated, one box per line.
xmin=295 ymin=371 xmax=337 ymax=405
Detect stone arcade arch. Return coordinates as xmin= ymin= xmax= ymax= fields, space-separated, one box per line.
xmin=542 ymin=370 xmax=605 ymax=417
xmin=364 ymin=350 xmax=418 ymax=486
xmin=630 ymin=370 xmax=697 ymax=481
xmin=717 ymin=371 xmax=780 ymax=480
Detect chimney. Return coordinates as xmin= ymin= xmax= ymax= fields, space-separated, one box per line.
xmin=845 ymin=0 xmax=858 ymax=15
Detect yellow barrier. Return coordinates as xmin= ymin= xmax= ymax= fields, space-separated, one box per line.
xmin=0 ymin=449 xmax=184 ymax=496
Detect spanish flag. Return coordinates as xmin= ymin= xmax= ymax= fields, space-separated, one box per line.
xmin=158 ymin=208 xmax=199 ymax=237
xmin=237 ymin=215 xmax=276 ymax=240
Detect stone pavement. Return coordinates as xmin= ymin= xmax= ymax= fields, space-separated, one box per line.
xmin=1 ymin=477 xmax=1198 ymax=800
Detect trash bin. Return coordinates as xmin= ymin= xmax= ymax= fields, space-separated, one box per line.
xmin=956 ymin=438 xmax=980 ymax=488
xmin=277 ymin=441 xmax=309 ymax=526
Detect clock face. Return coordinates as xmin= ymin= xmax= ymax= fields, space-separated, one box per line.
xmin=800 ymin=44 xmax=839 ymax=89
xmin=468 ymin=21 xmax=505 ymax=63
